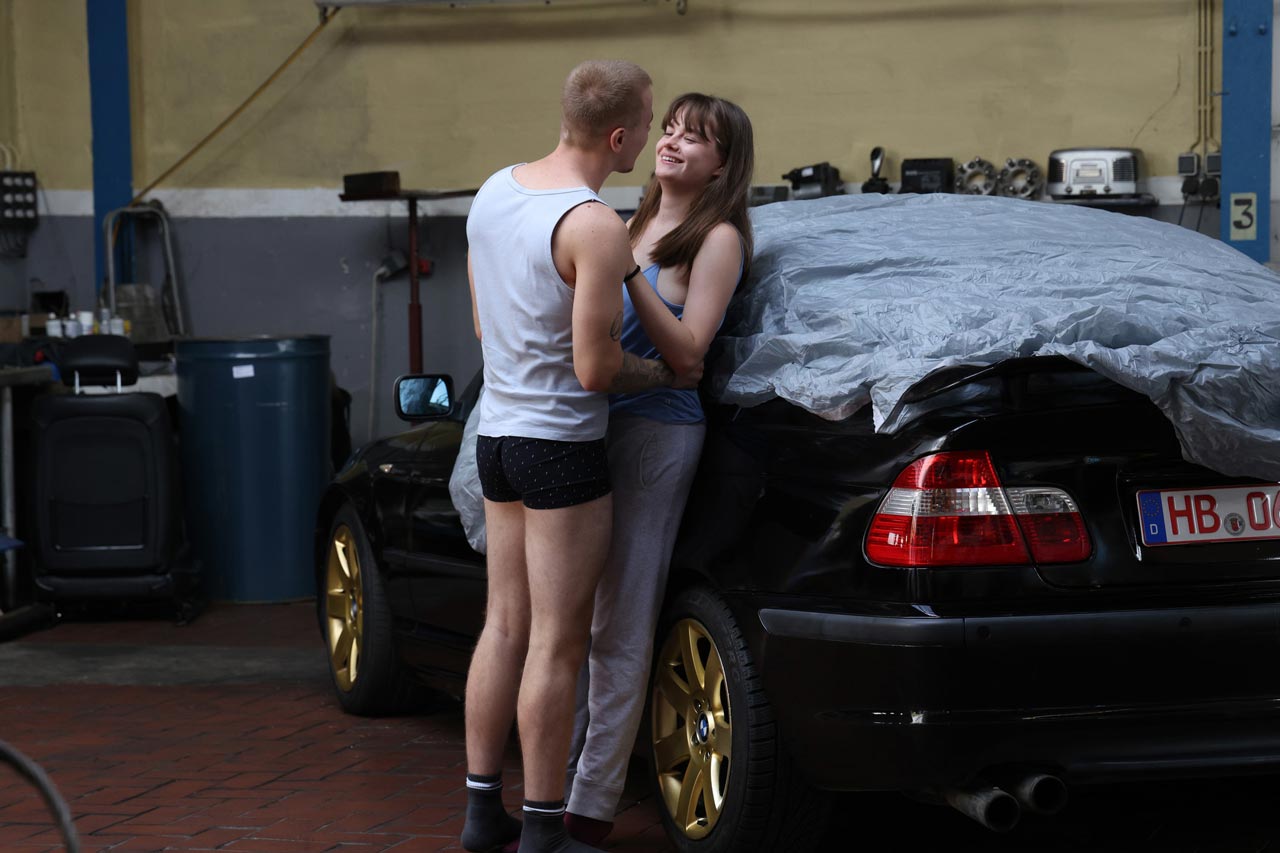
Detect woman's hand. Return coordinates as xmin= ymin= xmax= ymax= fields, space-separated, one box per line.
xmin=670 ymin=359 xmax=704 ymax=390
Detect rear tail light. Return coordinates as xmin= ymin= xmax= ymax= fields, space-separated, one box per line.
xmin=865 ymin=451 xmax=1090 ymax=567
xmin=1006 ymin=487 xmax=1092 ymax=563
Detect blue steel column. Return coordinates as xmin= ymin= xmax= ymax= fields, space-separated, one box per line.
xmin=1220 ymin=0 xmax=1272 ymax=263
xmin=87 ymin=0 xmax=133 ymax=294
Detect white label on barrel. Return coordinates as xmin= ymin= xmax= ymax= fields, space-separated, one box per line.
xmin=232 ymin=365 xmax=255 ymax=379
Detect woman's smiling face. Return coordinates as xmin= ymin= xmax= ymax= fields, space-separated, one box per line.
xmin=654 ymin=108 xmax=725 ymax=188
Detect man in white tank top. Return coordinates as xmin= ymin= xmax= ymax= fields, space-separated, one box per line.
xmin=461 ymin=60 xmax=696 ymax=853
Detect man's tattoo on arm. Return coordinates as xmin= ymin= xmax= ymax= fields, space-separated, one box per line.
xmin=610 ymin=310 xmax=623 ymax=342
xmin=607 ymin=352 xmax=674 ymax=394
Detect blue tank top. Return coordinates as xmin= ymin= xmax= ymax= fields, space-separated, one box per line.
xmin=608 ymin=264 xmax=706 ymax=423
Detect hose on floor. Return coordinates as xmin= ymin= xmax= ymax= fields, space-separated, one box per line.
xmin=0 ymin=738 xmax=79 ymax=852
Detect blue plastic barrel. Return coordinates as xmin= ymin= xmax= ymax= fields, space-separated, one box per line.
xmin=175 ymin=336 xmax=330 ymax=602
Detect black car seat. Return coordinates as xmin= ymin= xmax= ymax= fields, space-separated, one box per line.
xmin=30 ymin=334 xmax=193 ymax=606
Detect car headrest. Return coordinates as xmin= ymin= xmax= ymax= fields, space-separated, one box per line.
xmin=61 ymin=334 xmax=139 ymax=386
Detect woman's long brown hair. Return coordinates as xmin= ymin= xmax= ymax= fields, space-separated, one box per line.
xmin=628 ymin=93 xmax=755 ymax=282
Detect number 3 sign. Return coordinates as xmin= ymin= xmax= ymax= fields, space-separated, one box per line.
xmin=1229 ymin=192 xmax=1258 ymax=241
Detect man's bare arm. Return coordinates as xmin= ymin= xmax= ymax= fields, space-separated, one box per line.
xmin=607 ymin=352 xmax=675 ymax=394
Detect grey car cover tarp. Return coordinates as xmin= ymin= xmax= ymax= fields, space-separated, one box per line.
xmin=712 ymin=193 xmax=1280 ymax=480
xmin=454 ymin=192 xmax=1280 ymax=551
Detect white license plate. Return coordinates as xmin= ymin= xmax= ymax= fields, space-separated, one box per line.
xmin=1137 ymin=484 xmax=1280 ymax=546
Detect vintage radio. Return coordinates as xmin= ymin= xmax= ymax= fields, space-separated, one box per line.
xmin=1046 ymin=148 xmax=1140 ymax=199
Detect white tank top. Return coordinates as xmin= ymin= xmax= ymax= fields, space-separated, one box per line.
xmin=467 ymin=165 xmax=608 ymax=441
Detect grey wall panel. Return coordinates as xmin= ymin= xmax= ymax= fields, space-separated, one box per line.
xmin=157 ymin=215 xmax=482 ymax=447
xmin=1 ymin=216 xmax=97 ymax=315
xmin=9 ymin=214 xmax=481 ymax=447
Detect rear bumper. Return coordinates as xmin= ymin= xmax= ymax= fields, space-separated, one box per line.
xmin=759 ymin=603 xmax=1280 ymax=648
xmin=755 ymin=602 xmax=1280 ymax=791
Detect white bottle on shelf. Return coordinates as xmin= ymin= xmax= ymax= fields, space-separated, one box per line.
xmin=46 ymin=314 xmax=62 ymax=338
xmin=64 ymin=315 xmax=81 ymax=338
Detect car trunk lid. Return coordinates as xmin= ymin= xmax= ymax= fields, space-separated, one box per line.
xmin=900 ymin=358 xmax=1280 ymax=588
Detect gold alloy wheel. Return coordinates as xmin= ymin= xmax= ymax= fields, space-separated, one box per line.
xmin=326 ymin=524 xmax=364 ymax=691
xmin=652 ymin=617 xmax=733 ymax=840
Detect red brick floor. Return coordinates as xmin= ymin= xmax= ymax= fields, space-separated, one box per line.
xmin=8 ymin=604 xmax=1280 ymax=853
xmin=0 ymin=603 xmax=673 ymax=853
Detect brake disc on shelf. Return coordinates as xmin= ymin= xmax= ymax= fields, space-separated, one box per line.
xmin=997 ymin=157 xmax=1044 ymax=200
xmin=955 ymin=157 xmax=998 ymax=195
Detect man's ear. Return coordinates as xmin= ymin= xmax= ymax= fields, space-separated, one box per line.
xmin=609 ymin=127 xmax=626 ymax=154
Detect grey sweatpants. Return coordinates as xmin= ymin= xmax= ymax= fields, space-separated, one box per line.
xmin=565 ymin=415 xmax=706 ymax=821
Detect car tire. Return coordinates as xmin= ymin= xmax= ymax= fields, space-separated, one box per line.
xmin=650 ymin=586 xmax=829 ymax=853
xmin=322 ymin=503 xmax=416 ymax=715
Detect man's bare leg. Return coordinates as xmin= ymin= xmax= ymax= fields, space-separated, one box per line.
xmin=517 ymin=493 xmax=612 ymax=852
xmin=462 ymin=498 xmax=530 ymax=852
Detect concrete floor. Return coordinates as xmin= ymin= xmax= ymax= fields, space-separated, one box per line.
xmin=0 ymin=602 xmax=1278 ymax=852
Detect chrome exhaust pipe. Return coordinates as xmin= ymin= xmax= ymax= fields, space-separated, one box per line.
xmin=941 ymin=784 xmax=1020 ymax=833
xmin=1009 ymin=772 xmax=1068 ymax=816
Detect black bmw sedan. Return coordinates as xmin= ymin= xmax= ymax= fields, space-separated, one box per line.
xmin=315 ymin=351 xmax=1280 ymax=851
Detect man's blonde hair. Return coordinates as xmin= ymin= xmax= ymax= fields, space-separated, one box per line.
xmin=561 ymin=60 xmax=652 ymax=145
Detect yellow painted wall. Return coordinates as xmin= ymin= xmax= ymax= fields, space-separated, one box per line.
xmin=13 ymin=0 xmax=1212 ymax=192
xmin=0 ymin=1 xmax=16 ymax=150
xmin=4 ymin=0 xmax=92 ymax=186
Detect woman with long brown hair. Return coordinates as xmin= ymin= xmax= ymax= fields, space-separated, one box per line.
xmin=564 ymin=92 xmax=755 ymax=843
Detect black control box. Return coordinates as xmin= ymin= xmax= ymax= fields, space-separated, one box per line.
xmin=0 ymin=171 xmax=38 ymax=228
xmin=900 ymin=159 xmax=954 ymax=194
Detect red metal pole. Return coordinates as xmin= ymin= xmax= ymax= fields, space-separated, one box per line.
xmin=408 ymin=198 xmax=422 ymax=374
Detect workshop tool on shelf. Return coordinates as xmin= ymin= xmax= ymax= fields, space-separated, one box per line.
xmin=861 ymin=147 xmax=891 ymax=194
xmin=955 ymin=157 xmax=998 ymax=195
xmin=900 ymin=158 xmax=954 ymax=194
xmin=103 ymin=200 xmax=188 ymax=342
xmin=782 ymin=162 xmax=843 ymax=200
xmin=996 ymin=158 xmax=1045 ymax=199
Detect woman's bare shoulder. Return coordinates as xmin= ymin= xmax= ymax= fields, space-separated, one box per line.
xmin=697 ymin=221 xmax=744 ymax=258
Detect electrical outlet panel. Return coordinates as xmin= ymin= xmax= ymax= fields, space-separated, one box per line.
xmin=1177 ymin=153 xmax=1200 ymax=177
xmin=0 ymin=171 xmax=38 ymax=228
xmin=1204 ymin=152 xmax=1222 ymax=178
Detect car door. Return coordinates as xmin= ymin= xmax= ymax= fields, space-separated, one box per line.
xmin=388 ymin=374 xmax=488 ymax=676
xmin=365 ymin=424 xmax=443 ymax=620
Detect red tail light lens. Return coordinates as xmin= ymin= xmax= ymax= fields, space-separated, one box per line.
xmin=1006 ymin=487 xmax=1092 ymax=564
xmin=866 ymin=513 xmax=1030 ymax=566
xmin=865 ymin=452 xmax=1090 ymax=567
xmin=893 ymin=452 xmax=1004 ymax=490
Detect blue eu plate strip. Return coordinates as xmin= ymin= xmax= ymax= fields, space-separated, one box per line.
xmin=1138 ymin=492 xmax=1168 ymax=544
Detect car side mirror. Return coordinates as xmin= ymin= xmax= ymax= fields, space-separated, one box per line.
xmin=394 ymin=374 xmax=454 ymax=421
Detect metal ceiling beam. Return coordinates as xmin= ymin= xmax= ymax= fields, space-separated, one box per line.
xmin=314 ymin=0 xmax=687 ymax=12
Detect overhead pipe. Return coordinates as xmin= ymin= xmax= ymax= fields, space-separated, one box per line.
xmin=315 ymin=0 xmax=688 ymax=12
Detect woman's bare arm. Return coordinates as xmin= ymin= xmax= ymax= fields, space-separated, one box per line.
xmin=624 ymin=222 xmax=742 ymax=375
